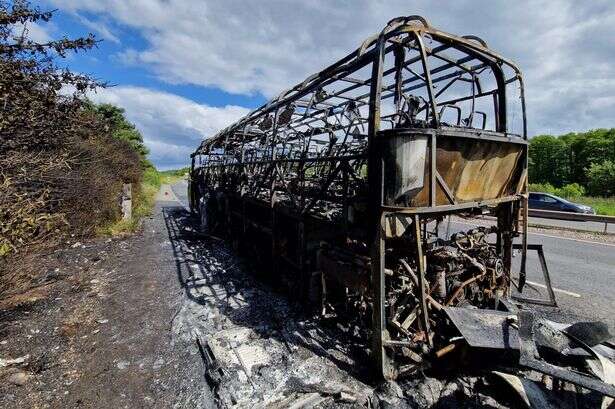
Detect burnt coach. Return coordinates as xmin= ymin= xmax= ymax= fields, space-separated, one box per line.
xmin=189 ymin=16 xmax=553 ymax=380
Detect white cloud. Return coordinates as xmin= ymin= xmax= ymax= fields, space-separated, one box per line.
xmin=76 ymin=15 xmax=120 ymax=44
xmin=50 ymin=0 xmax=615 ymax=137
xmin=88 ymin=86 xmax=249 ymax=169
xmin=44 ymin=0 xmax=615 ymax=170
xmin=13 ymin=21 xmax=54 ymax=43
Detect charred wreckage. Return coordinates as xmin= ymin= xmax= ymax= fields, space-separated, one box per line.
xmin=189 ymin=16 xmax=615 ymax=405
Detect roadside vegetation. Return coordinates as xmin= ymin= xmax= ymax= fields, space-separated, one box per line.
xmin=0 ymin=2 xmax=155 ymax=262
xmin=101 ymin=167 xmax=190 ymax=234
xmin=96 ymin=166 xmax=162 ymax=235
xmin=91 ymin=103 xmax=162 ymax=235
xmin=159 ymin=167 xmax=190 ymax=184
xmin=529 ymin=129 xmax=615 ymax=215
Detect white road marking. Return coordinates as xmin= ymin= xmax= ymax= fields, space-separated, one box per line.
xmin=525 ymin=280 xmax=581 ymax=298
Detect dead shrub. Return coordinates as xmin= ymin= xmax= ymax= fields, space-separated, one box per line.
xmin=0 ymin=2 xmax=146 ymax=298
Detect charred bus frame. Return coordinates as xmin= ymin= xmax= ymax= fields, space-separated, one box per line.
xmin=189 ymin=16 xmax=553 ymax=379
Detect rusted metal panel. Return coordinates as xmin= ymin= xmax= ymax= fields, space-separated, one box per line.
xmin=380 ymin=130 xmax=524 ymax=208
xmin=437 ymin=138 xmax=523 ymax=202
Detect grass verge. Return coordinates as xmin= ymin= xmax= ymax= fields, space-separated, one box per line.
xmin=159 ymin=167 xmax=189 ymax=185
xmin=574 ymin=196 xmax=615 ymax=216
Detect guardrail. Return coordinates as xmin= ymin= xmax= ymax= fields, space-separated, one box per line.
xmin=528 ymin=209 xmax=615 ymax=233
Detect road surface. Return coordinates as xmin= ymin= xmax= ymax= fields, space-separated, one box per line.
xmin=527 ymin=216 xmax=613 ymax=234
xmin=172 ymin=180 xmax=615 ymax=329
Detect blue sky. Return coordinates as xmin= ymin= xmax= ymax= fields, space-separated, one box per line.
xmin=29 ymin=1 xmax=615 ymax=169
xmin=49 ymin=9 xmax=265 ymax=108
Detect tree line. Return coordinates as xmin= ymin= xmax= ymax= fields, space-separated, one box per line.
xmin=0 ymin=1 xmax=150 ymax=261
xmin=529 ymin=129 xmax=615 ymax=197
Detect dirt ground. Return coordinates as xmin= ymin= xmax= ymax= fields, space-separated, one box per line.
xmin=0 ymin=185 xmax=605 ymax=408
xmin=0 ymin=190 xmax=212 ymax=408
